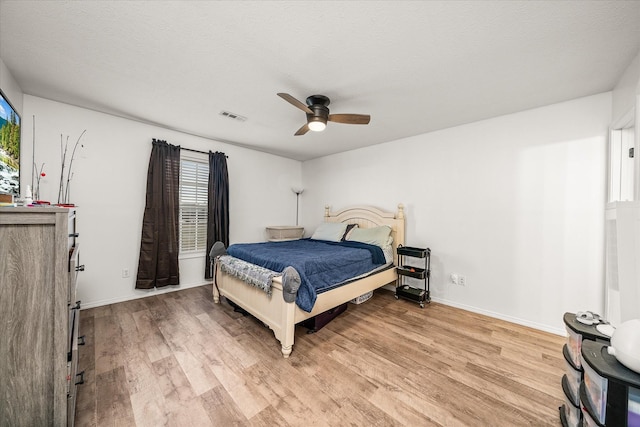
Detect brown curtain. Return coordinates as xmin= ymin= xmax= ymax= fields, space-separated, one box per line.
xmin=136 ymin=139 xmax=181 ymax=289
xmin=204 ymin=151 xmax=229 ymax=279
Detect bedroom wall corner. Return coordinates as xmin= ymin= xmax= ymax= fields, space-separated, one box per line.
xmin=0 ymin=56 xmax=23 ymax=114
xmin=612 ymin=48 xmax=640 ymax=124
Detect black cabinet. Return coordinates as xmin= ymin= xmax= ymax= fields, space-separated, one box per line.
xmin=579 ymin=340 xmax=640 ymax=427
xmin=395 ymin=245 xmax=430 ymax=308
xmin=560 ymin=312 xmax=611 ymax=426
xmin=559 ymin=312 xmax=640 ymax=427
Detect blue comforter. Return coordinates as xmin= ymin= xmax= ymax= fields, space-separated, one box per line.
xmin=227 ymin=238 xmax=386 ymax=312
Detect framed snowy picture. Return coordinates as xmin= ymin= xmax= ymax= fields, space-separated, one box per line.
xmin=0 ymin=89 xmax=20 ymax=199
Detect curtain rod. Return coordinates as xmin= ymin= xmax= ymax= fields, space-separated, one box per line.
xmin=152 ymin=138 xmax=228 ymax=158
xmin=181 ymin=146 xmax=228 ymax=158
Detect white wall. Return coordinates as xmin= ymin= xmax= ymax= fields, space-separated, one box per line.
xmin=0 ymin=57 xmax=23 ymax=114
xmin=612 ymin=49 xmax=640 ymax=125
xmin=21 ymin=95 xmax=302 ymax=308
xmin=302 ymin=93 xmax=611 ymax=334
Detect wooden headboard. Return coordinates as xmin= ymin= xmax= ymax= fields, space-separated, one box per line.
xmin=324 ymin=204 xmax=405 ymax=265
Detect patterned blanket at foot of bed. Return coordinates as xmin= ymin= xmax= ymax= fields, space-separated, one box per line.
xmin=218 ymin=255 xmax=279 ymax=295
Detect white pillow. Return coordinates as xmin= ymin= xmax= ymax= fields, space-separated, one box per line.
xmin=346 ymin=225 xmax=392 ymax=247
xmin=311 ymin=222 xmax=348 ymax=242
xmin=382 ymin=244 xmax=394 ymax=264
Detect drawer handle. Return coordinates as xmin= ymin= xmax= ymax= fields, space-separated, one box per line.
xmin=69 ymin=233 xmax=79 ymax=238
xmin=78 ymin=335 xmax=86 ymax=346
xmin=76 ymin=265 xmax=85 ymax=272
xmin=75 ymin=370 xmax=85 ymax=385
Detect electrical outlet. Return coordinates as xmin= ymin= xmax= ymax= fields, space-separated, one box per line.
xmin=459 ymin=275 xmax=466 ymax=286
xmin=450 ymin=273 xmax=458 ymax=285
xmin=122 ymin=268 xmax=130 ymax=278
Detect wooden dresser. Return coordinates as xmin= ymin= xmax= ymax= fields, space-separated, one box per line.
xmin=0 ymin=207 xmax=84 ymax=426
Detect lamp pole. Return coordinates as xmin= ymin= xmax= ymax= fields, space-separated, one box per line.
xmin=292 ymin=188 xmax=304 ymax=226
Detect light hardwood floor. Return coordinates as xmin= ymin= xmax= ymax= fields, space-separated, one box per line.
xmin=75 ymin=285 xmax=565 ymax=426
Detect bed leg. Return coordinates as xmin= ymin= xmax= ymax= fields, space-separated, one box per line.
xmin=281 ymin=345 xmax=292 ymax=358
xmin=279 ymin=302 xmax=296 ymax=358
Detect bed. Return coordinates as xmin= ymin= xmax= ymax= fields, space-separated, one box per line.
xmin=213 ymin=204 xmax=405 ymax=358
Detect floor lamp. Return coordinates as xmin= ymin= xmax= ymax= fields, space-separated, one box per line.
xmin=292 ymin=187 xmax=304 ymax=226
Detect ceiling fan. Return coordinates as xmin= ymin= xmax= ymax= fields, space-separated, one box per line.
xmin=277 ymin=93 xmax=371 ymax=136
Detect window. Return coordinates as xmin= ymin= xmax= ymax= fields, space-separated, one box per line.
xmin=179 ymin=158 xmax=208 ymax=253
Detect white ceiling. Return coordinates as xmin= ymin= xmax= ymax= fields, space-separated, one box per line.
xmin=1 ymin=1 xmax=639 ymax=161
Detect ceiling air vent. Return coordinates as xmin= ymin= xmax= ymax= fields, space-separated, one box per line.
xmin=219 ymin=110 xmax=247 ymax=122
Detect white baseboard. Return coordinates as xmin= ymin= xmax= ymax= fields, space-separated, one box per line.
xmin=430 ymin=296 xmax=566 ymax=336
xmin=79 ymin=281 xmax=211 ymax=310
xmin=381 ymin=284 xmax=564 ymax=336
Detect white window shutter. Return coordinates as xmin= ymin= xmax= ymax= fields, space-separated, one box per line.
xmin=179 ymin=159 xmax=209 ymax=253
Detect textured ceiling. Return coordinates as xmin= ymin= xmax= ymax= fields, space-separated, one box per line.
xmin=1 ymin=1 xmax=639 ymax=161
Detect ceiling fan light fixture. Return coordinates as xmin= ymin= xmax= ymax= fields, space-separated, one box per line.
xmin=308 ymin=115 xmax=327 ymax=132
xmin=308 ymin=121 xmax=326 ymax=132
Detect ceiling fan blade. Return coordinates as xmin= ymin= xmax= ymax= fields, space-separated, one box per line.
xmin=328 ymin=114 xmax=371 ymax=125
xmin=278 ymin=93 xmax=313 ymax=114
xmin=294 ymin=123 xmax=310 ymax=136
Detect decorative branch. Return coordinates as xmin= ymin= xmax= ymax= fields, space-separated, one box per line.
xmin=57 ymin=130 xmax=86 ymax=204
xmin=33 ymin=162 xmax=45 ymax=201
xmin=32 ymin=116 xmax=36 ymax=192
xmin=58 ymin=135 xmax=68 ymax=204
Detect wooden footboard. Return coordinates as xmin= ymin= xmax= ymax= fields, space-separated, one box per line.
xmin=213 ymin=272 xmax=296 ymax=357
xmin=214 ymin=264 xmax=397 ymax=357
xmin=213 ymin=203 xmax=405 ymax=358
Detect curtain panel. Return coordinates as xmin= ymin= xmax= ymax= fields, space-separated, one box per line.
xmin=136 ymin=139 xmax=181 ymax=289
xmin=205 ymin=151 xmax=229 ymax=279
